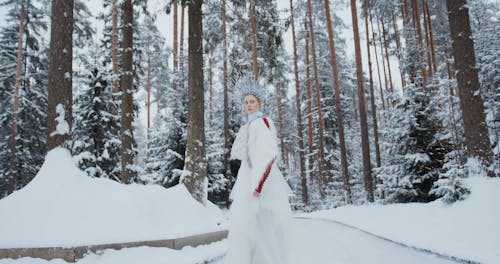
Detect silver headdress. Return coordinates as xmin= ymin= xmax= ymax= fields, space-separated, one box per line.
xmin=231 ymin=73 xmax=265 ymax=103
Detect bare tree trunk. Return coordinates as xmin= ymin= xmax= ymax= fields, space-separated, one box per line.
xmin=173 ymin=0 xmax=178 ymax=91
xmin=275 ymin=84 xmax=287 ymax=168
xmin=323 ymin=0 xmax=351 ymax=202
xmin=249 ymin=0 xmax=259 ymax=80
xmin=290 ymin=0 xmax=308 ymax=204
xmin=12 ymin=0 xmax=25 ymax=169
xmin=381 ymin=18 xmax=394 ymax=93
xmin=209 ymin=52 xmax=214 ymax=126
xmin=376 ymin=18 xmax=389 ymax=98
xmin=47 ymin=0 xmax=73 ymax=151
xmin=444 ymin=40 xmax=454 ymax=94
xmin=304 ymin=20 xmax=317 ymax=197
xmin=352 ymin=90 xmax=358 ymax=122
xmin=307 ymin=0 xmax=327 ymax=197
xmin=221 ymin=0 xmax=231 ymax=208
xmin=446 ymin=0 xmax=494 ymax=173
xmin=423 ymin=0 xmax=437 ymax=76
xmin=349 ymin=0 xmax=374 ymax=202
xmin=370 ymin=9 xmax=385 ymax=110
xmin=183 ymin=0 xmax=208 ymax=202
xmin=112 ymin=0 xmax=119 ymax=94
xmin=364 ymin=0 xmax=381 ymax=168
xmin=411 ymin=0 xmax=427 ymax=83
xmin=392 ymin=10 xmax=406 ymax=88
xmin=422 ymin=0 xmax=433 ymax=77
xmin=180 ymin=3 xmax=185 ymax=89
xmin=120 ymin=0 xmax=134 ymax=184
xmin=147 ymin=46 xmax=151 ymax=159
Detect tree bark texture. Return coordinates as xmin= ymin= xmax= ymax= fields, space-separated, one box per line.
xmin=47 ymin=0 xmax=74 ymax=151
xmin=249 ymin=0 xmax=259 ymax=80
xmin=290 ymin=0 xmax=308 ymax=204
xmin=120 ymin=0 xmax=134 ymax=184
xmin=350 ymin=0 xmax=374 ymax=202
xmin=363 ymin=0 xmax=381 ymax=168
xmin=221 ymin=0 xmax=231 ymax=208
xmin=446 ymin=0 xmax=493 ymax=171
xmin=306 ymin=0 xmax=327 ymax=195
xmin=183 ymin=0 xmax=208 ymax=202
xmin=112 ymin=0 xmax=119 ymax=94
xmin=322 ymin=0 xmax=351 ymax=202
xmin=12 ymin=0 xmax=25 ymax=170
xmin=173 ymin=0 xmax=178 ymax=91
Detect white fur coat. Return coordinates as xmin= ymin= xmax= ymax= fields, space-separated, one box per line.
xmin=225 ymin=116 xmax=291 ymax=264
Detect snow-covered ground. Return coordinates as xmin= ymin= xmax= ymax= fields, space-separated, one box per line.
xmin=0 ymin=148 xmax=226 ymax=248
xmin=1 ymin=148 xmax=498 ymax=264
xmin=305 ymin=176 xmax=500 ymax=264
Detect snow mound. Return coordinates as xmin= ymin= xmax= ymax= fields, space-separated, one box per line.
xmin=306 ymin=177 xmax=500 ymax=264
xmin=0 ymin=147 xmax=226 ymax=248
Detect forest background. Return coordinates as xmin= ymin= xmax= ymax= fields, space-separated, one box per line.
xmin=0 ymin=0 xmax=498 ymax=211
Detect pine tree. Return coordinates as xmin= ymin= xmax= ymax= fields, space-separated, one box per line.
xmin=0 ymin=0 xmax=49 ymax=197
xmin=378 ymin=83 xmax=451 ymax=203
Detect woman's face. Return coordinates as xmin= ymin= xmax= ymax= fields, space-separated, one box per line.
xmin=244 ymin=94 xmax=260 ymax=115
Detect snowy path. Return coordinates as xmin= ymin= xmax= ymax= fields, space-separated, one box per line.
xmin=209 ymin=217 xmax=462 ymax=264
xmin=0 ymin=218 xmax=466 ymax=264
xmin=282 ymin=218 xmax=460 ymax=264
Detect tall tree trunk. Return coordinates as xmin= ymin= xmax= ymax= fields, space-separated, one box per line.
xmin=47 ymin=0 xmax=73 ymax=151
xmin=184 ymin=0 xmax=208 ymax=202
xmin=423 ymin=0 xmax=437 ymax=76
xmin=173 ymin=0 xmax=178 ymax=91
xmin=381 ymin=18 xmax=394 ymax=93
xmin=370 ymin=9 xmax=385 ymax=110
xmin=304 ymin=21 xmax=316 ymax=195
xmin=249 ymin=0 xmax=259 ymax=80
xmin=446 ymin=0 xmax=494 ymax=173
xmin=376 ymin=18 xmax=389 ymax=98
xmin=392 ymin=10 xmax=406 ymax=88
xmin=422 ymin=0 xmax=433 ymax=76
xmin=120 ymin=0 xmax=134 ymax=184
xmin=290 ymin=0 xmax=308 ymax=204
xmin=411 ymin=0 xmax=427 ymax=83
xmin=12 ymin=0 xmax=25 ymax=168
xmin=221 ymin=0 xmax=231 ymax=208
xmin=307 ymin=0 xmax=327 ymax=196
xmin=209 ymin=52 xmax=213 ymax=126
xmin=323 ymin=0 xmax=351 ymax=202
xmin=275 ymin=83 xmax=287 ymax=168
xmin=147 ymin=47 xmax=151 ymax=159
xmin=112 ymin=0 xmax=119 ymax=94
xmin=349 ymin=0 xmax=374 ymax=202
xmin=180 ymin=3 xmax=185 ymax=88
xmin=364 ymin=0 xmax=381 ymax=168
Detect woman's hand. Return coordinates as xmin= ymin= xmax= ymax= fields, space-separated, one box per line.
xmin=253 ymin=190 xmax=260 ymax=198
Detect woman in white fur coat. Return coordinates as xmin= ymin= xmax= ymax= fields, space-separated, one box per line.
xmin=224 ymin=86 xmax=292 ymax=264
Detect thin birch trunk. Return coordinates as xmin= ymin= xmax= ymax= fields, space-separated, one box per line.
xmin=307 ymin=0 xmax=327 ymax=197
xmin=290 ymin=0 xmax=307 ymax=204
xmin=364 ymin=0 xmax=381 ymax=168
xmin=221 ymin=0 xmax=231 ymax=208
xmin=322 ymin=0 xmax=351 ymax=201
xmin=370 ymin=8 xmax=385 ymax=110
xmin=250 ymin=0 xmax=259 ymax=80
xmin=173 ymin=0 xmax=178 ymax=91
xmin=304 ymin=20 xmax=317 ymax=197
xmin=381 ymin=18 xmax=394 ymax=93
xmin=12 ymin=0 xmax=25 ymax=167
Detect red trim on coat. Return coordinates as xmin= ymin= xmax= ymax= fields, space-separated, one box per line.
xmin=255 ymin=117 xmax=273 ymax=194
xmin=255 ymin=158 xmax=275 ymax=194
xmin=263 ymin=117 xmax=270 ymax=128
